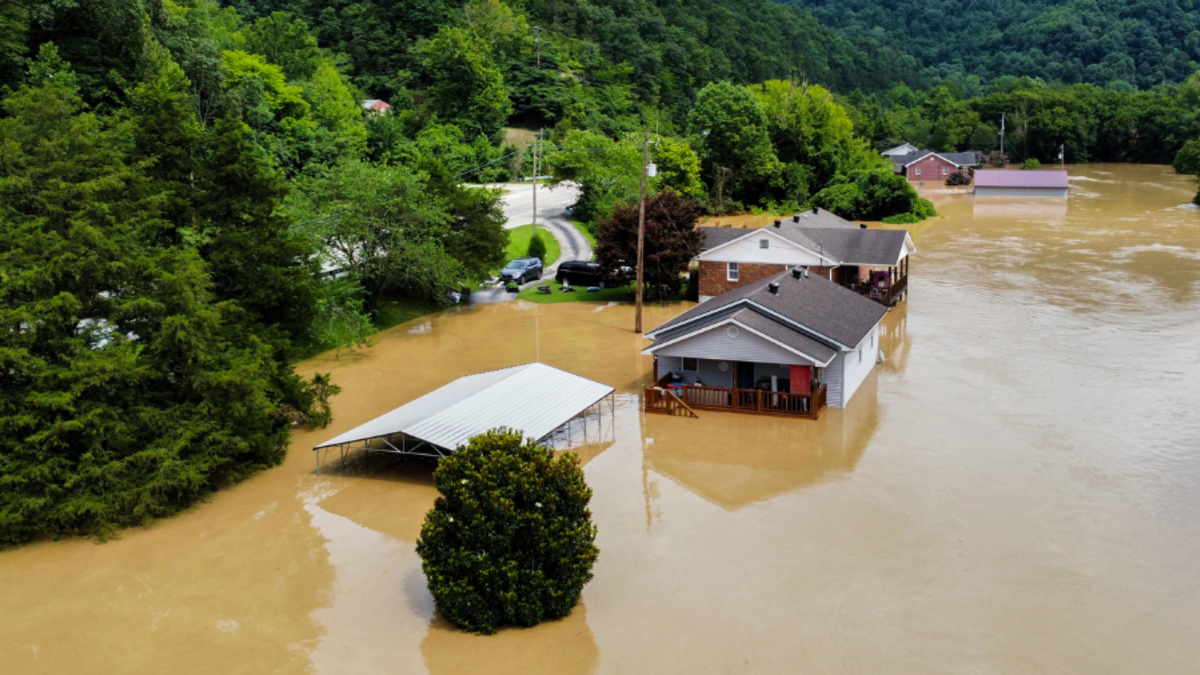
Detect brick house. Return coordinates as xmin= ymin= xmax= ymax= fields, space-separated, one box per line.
xmin=888 ymin=149 xmax=977 ymax=184
xmin=695 ymin=208 xmax=915 ymax=305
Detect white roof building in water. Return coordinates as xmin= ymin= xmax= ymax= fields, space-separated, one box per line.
xmin=313 ymin=363 xmax=615 ymax=469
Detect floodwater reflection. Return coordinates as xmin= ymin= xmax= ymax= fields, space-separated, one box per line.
xmin=421 ymin=605 xmax=598 ymax=675
xmin=642 ymin=371 xmax=880 ymax=510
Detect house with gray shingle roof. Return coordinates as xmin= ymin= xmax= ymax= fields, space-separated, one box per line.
xmin=694 ymin=207 xmax=915 ymax=304
xmin=887 ymin=149 xmax=978 ymax=184
xmin=642 ymin=268 xmax=888 ymax=417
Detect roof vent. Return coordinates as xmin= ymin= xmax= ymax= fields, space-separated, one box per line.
xmin=803 ymin=268 xmax=809 ymax=278
xmin=767 ymin=282 xmax=780 ymax=295
xmin=791 ymin=268 xmax=803 ymax=279
xmin=793 ymin=215 xmax=800 ymax=223
xmin=773 ymin=220 xmax=781 ymax=228
xmin=812 ymin=206 xmax=819 ymax=214
xmin=860 ymin=223 xmax=868 ymax=229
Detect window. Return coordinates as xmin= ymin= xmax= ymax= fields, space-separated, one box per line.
xmin=858 ymin=343 xmax=864 ymax=363
xmin=871 ymin=328 xmax=876 ymax=348
xmin=942 ymin=166 xmax=949 ymax=175
xmin=682 ymin=357 xmax=699 ymax=372
xmin=914 ymin=167 xmax=922 ymax=176
xmin=727 ymin=262 xmax=739 ymax=281
xmin=759 ymin=239 xmax=769 ymax=249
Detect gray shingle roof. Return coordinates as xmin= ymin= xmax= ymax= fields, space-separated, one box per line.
xmin=888 ymin=150 xmax=978 ymax=167
xmin=649 ymin=304 xmax=838 ymax=364
xmin=800 ymin=228 xmax=909 ymax=266
xmin=699 ymin=210 xmax=909 ymax=266
xmin=647 ymin=270 xmax=888 ymax=350
xmin=697 ymin=226 xmax=749 ymax=250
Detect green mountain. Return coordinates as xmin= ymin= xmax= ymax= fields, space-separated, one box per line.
xmin=782 ymin=0 xmax=1200 ymax=90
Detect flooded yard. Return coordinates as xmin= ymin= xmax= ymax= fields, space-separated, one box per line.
xmin=2 ymin=165 xmax=1200 ymax=673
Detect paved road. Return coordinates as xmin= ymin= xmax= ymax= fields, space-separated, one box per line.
xmin=471 ymin=183 xmax=593 ymax=305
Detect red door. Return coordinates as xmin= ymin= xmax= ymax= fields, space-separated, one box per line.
xmin=789 ymin=365 xmax=811 ymax=394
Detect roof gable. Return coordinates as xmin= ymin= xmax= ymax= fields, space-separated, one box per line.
xmin=647 ymin=270 xmax=888 ymax=350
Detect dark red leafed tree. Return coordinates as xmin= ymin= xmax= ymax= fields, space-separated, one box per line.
xmin=595 ymin=189 xmax=703 ymax=293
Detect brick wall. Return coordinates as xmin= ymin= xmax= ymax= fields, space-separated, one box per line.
xmin=698 ymin=260 xmax=786 ymax=298
xmin=905 ymin=155 xmax=964 ymax=184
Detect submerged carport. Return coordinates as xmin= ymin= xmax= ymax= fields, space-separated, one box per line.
xmin=313 ymin=362 xmax=616 ymax=473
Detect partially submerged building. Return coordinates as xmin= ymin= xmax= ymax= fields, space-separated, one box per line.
xmin=887 ymin=149 xmax=979 ymax=183
xmin=973 ymin=169 xmax=1069 ymax=197
xmin=695 ymin=208 xmax=915 ymax=306
xmin=641 ymin=269 xmax=888 ymax=419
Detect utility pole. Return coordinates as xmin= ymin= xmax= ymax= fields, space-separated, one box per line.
xmin=1000 ymin=111 xmax=1006 ymax=162
xmin=532 ymin=128 xmax=541 ymax=237
xmin=635 ymin=129 xmax=649 ymax=334
xmin=1060 ymin=143 xmax=1065 ymax=168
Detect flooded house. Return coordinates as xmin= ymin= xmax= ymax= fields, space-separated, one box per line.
xmin=642 ymin=268 xmax=888 ymax=419
xmin=884 ymin=147 xmax=979 ymax=184
xmin=973 ymin=169 xmax=1070 ymax=197
xmin=695 ymin=208 xmax=915 ymax=306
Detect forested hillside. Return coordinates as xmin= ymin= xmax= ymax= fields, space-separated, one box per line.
xmin=224 ymin=0 xmax=920 ymax=128
xmin=784 ymin=0 xmax=1200 ymax=90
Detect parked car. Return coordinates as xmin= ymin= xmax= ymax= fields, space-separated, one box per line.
xmin=555 ymin=260 xmax=605 ymax=287
xmin=499 ymin=258 xmax=543 ymax=284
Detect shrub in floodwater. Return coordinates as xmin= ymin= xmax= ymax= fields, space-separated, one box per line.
xmin=1020 ymin=158 xmax=1042 ymax=170
xmin=416 ymin=428 xmax=599 ymax=635
xmin=945 ymin=170 xmax=971 ymax=186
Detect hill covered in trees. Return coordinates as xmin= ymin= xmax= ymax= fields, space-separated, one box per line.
xmin=784 ymin=0 xmax=1200 ymax=90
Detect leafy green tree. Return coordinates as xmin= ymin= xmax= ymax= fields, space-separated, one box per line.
xmin=0 ymin=57 xmax=336 ymax=544
xmin=417 ymin=26 xmax=513 ymax=138
xmin=811 ymin=168 xmax=934 ymax=221
xmin=689 ymin=81 xmax=777 ymax=204
xmin=596 ymin=190 xmax=703 ymax=292
xmin=240 ymin=11 xmax=323 ymax=81
xmin=196 ymin=117 xmax=319 ymax=342
xmin=547 ymin=129 xmax=644 ymax=224
xmin=289 ymin=159 xmax=462 ymax=309
xmin=1020 ymin=158 xmax=1043 ymax=170
xmin=653 ymin=136 xmax=705 ymax=200
xmin=416 ymin=428 xmax=599 ymax=635
xmin=1173 ymin=139 xmax=1200 ymax=175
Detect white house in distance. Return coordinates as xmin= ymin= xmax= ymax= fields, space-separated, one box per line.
xmin=695 ymin=208 xmax=916 ymax=305
xmin=642 ymin=269 xmax=888 ymax=419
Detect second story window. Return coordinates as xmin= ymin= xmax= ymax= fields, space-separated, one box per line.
xmin=759 ymin=239 xmax=769 ymax=249
xmin=727 ymin=262 xmax=739 ymax=281
xmin=915 ymin=167 xmax=922 ymax=176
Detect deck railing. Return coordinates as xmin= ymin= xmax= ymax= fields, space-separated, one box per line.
xmin=645 ymin=382 xmax=827 ymax=419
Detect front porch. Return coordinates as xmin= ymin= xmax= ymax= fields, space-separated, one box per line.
xmin=645 ymin=358 xmax=828 ymax=419
xmin=834 ymin=256 xmax=909 ymax=307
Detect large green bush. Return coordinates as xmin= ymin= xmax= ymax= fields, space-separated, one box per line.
xmin=526 ymin=230 xmax=548 ymax=262
xmin=416 ymin=428 xmax=599 ymax=635
xmin=1174 ymin=139 xmax=1200 ymax=175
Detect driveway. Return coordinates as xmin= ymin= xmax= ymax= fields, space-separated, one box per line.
xmin=471 ymin=183 xmax=593 ymax=305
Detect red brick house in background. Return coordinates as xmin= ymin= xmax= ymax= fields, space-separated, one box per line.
xmin=695 ymin=208 xmax=916 ymax=306
xmin=887 ymin=149 xmax=978 ymax=184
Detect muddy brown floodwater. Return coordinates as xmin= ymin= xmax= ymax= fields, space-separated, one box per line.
xmin=3 ymin=164 xmax=1200 ymax=673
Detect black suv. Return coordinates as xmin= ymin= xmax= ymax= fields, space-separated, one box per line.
xmin=555 ymin=260 xmax=604 ymax=287
xmin=499 ymin=258 xmax=543 ymax=284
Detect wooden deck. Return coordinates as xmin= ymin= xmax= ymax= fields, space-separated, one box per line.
xmin=645 ymin=377 xmax=827 ymax=420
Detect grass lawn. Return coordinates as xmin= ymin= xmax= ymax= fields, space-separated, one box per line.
xmin=504 ymin=224 xmax=561 ymax=267
xmin=516 ymin=283 xmax=687 ymax=304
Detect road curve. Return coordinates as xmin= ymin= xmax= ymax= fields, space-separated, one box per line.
xmin=471 ymin=183 xmax=593 ymax=305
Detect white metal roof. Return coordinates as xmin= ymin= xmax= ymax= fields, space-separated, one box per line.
xmin=313 ymin=363 xmax=614 ymax=451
